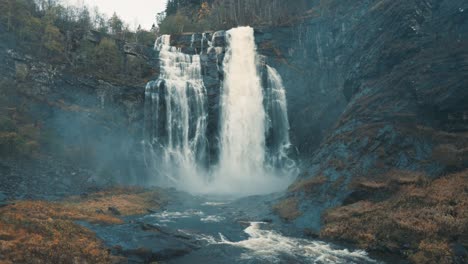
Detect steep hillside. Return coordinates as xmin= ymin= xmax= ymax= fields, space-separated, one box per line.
xmin=0 ymin=30 xmax=154 ymax=200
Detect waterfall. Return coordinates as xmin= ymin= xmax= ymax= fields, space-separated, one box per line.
xmin=215 ymin=27 xmax=268 ymax=192
xmin=145 ymin=35 xmax=208 ymax=186
xmin=145 ymin=27 xmax=296 ymax=195
xmin=265 ymin=65 xmax=295 ymax=171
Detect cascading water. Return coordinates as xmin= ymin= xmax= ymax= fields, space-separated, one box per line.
xmin=145 ymin=35 xmax=208 ymax=187
xmin=144 ymin=27 xmax=296 ymax=196
xmin=265 ymin=65 xmax=295 ymax=170
xmin=216 ymin=27 xmax=268 ymax=187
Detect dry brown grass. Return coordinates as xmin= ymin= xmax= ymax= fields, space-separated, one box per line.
xmin=64 ymin=186 xmax=166 ymax=217
xmin=349 ymin=170 xmax=428 ymax=191
xmin=432 ymin=144 xmax=465 ymax=168
xmin=288 ymin=175 xmax=328 ymax=193
xmin=0 ymin=187 xmax=166 ymax=264
xmin=321 ymin=170 xmax=468 ymax=263
xmin=0 ymin=216 xmax=114 ymax=264
xmin=273 ymin=197 xmax=302 ymax=222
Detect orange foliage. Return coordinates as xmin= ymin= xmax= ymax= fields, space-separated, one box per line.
xmin=0 ymin=187 xmax=166 ymax=264
xmin=273 ymin=197 xmax=302 ymax=221
xmin=288 ymin=175 xmax=328 ymax=193
xmin=321 ymin=170 xmax=468 ymax=263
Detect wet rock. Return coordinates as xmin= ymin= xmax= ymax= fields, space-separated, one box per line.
xmin=140 ymin=223 xmax=159 ymax=232
xmin=124 ymin=247 xmax=156 ymax=263
xmin=146 ymin=208 xmax=157 ymax=214
xmin=283 ymin=0 xmax=468 ymax=237
xmin=153 ymin=247 xmax=192 ymax=260
xmin=108 ymin=207 xmax=121 ymax=216
xmin=0 ymin=202 xmax=14 ymax=208
xmin=0 ymin=191 xmax=7 ymax=202
xmin=452 ymin=242 xmax=468 ymax=258
xmin=238 ymin=221 xmax=251 ymax=227
xmin=303 ymin=228 xmax=319 ymax=239
xmin=212 ymin=31 xmax=226 ymax=47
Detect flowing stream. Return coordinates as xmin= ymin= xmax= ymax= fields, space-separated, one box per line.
xmin=83 ymin=192 xmax=380 ymax=264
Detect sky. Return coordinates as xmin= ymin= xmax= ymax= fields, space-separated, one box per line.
xmin=66 ymin=0 xmax=168 ymax=30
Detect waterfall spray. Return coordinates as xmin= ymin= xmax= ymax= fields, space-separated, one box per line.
xmin=144 ymin=27 xmax=296 ymax=196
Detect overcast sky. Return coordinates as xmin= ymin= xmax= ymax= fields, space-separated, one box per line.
xmin=66 ymin=0 xmax=167 ymax=30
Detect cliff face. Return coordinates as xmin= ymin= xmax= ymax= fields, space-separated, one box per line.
xmin=153 ymin=0 xmax=468 ymax=244
xmin=1 ymin=0 xmax=466 ymax=247
xmin=281 ymin=0 xmax=468 ymax=230
xmin=0 ymin=30 xmax=152 ymax=199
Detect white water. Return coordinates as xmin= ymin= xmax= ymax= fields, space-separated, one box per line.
xmin=211 ymin=27 xmax=294 ymax=195
xmin=140 ymin=201 xmax=379 ymax=263
xmin=265 ymin=65 xmax=296 ymax=171
xmin=150 ymin=35 xmax=208 ymax=187
xmin=218 ymin=222 xmax=378 ymax=264
xmin=145 ymin=27 xmax=296 ymax=196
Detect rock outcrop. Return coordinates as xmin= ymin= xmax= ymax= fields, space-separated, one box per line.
xmin=282 ymin=0 xmax=468 ymax=231
xmin=0 ymin=30 xmax=153 ymax=199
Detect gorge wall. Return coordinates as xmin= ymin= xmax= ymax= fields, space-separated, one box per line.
xmin=0 ymin=0 xmax=467 ymax=261
xmin=151 ymin=0 xmax=468 ymax=231
xmin=0 ymin=28 xmax=153 ymax=199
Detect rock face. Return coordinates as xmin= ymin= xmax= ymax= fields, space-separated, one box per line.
xmin=0 ymin=31 xmax=153 ymax=199
xmin=282 ymin=0 xmax=468 ymax=231
xmin=151 ymin=0 xmax=468 ymax=232
xmin=1 ymin=1 xmax=466 ymax=245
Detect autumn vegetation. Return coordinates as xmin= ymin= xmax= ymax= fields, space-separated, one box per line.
xmin=321 ymin=170 xmax=468 ymax=264
xmin=0 ymin=0 xmax=155 ymax=82
xmin=273 ymin=197 xmax=302 ymax=222
xmin=0 ymin=187 xmax=166 ymax=264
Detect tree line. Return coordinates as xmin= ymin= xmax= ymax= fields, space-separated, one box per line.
xmin=0 ymin=0 xmax=155 ymax=81
xmin=158 ymin=0 xmax=312 ymax=34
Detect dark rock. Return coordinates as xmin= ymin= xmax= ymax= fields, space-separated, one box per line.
xmin=0 ymin=234 xmax=14 ymax=241
xmin=108 ymin=207 xmax=121 ymax=216
xmin=112 ymin=245 xmax=123 ymax=254
xmin=140 ymin=223 xmax=160 ymax=232
xmin=277 ymin=0 xmax=468 ymax=232
xmin=452 ymin=242 xmax=468 ymax=258
xmin=0 ymin=28 xmax=152 ymax=200
xmin=0 ymin=192 xmax=7 ymax=202
xmin=124 ymin=247 xmax=156 ymax=263
xmin=303 ymin=228 xmax=319 ymax=239
xmin=0 ymin=202 xmax=14 ymax=208
xmin=153 ymin=247 xmax=193 ymax=261
xmin=85 ymin=30 xmax=102 ymax=43
xmin=238 ymin=221 xmax=251 ymax=227
xmin=95 ymin=209 xmax=105 ymax=214
xmin=212 ymin=31 xmax=226 ymax=47
xmin=146 ymin=208 xmax=157 ymax=214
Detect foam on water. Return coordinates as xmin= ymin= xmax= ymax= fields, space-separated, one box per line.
xmin=213 ymin=222 xmax=379 ymax=263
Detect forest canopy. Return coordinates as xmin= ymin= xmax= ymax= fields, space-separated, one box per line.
xmin=0 ymin=0 xmax=155 ymax=81
xmin=158 ymin=0 xmax=313 ymax=34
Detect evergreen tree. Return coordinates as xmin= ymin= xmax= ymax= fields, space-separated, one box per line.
xmin=108 ymin=12 xmax=123 ymax=35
